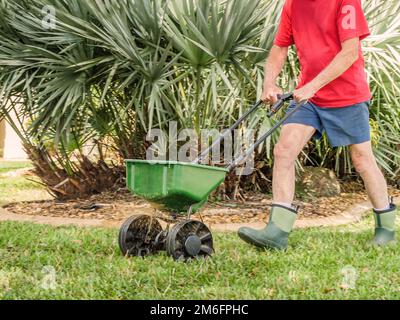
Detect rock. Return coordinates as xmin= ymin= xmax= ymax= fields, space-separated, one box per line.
xmin=299 ymin=167 xmax=341 ymax=198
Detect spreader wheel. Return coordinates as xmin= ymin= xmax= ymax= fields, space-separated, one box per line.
xmin=119 ymin=215 xmax=163 ymax=257
xmin=166 ymin=220 xmax=214 ymax=261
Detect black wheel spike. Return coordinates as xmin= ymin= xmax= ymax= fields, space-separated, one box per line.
xmin=200 ymin=232 xmax=212 ymax=242
xmin=194 ymin=223 xmax=203 ymax=234
xmin=166 ymin=220 xmax=214 ymax=261
xmin=200 ymin=245 xmax=213 ymax=256
xmin=119 ymin=215 xmax=163 ymax=258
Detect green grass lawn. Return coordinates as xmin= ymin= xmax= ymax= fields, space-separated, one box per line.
xmin=0 ymin=218 xmax=399 ymax=300
xmin=0 ymin=161 xmax=399 ymax=300
xmin=0 ymin=160 xmax=49 ymax=206
xmin=0 ymin=161 xmax=32 ymax=174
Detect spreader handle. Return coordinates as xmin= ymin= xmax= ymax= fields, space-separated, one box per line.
xmin=267 ymin=93 xmax=294 ymax=118
xmin=193 ymin=93 xmax=294 ymax=165
xmin=194 ymin=99 xmax=264 ymax=164
xmin=227 ymin=99 xmax=307 ymax=171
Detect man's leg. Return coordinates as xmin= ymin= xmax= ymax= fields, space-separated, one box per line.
xmin=238 ymin=124 xmax=315 ymax=250
xmin=273 ymin=124 xmax=316 ymax=205
xmin=350 ymin=141 xmax=397 ymax=245
xmin=350 ymin=141 xmax=389 ymax=209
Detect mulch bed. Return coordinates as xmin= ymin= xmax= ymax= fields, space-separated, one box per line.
xmin=5 ymin=186 xmax=400 ymax=225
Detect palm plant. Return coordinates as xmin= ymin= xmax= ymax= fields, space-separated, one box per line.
xmin=0 ymin=0 xmax=399 ymax=199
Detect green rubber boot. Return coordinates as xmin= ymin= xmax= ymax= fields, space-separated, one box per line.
xmin=238 ymin=205 xmax=298 ymax=250
xmin=372 ymin=202 xmax=397 ymax=246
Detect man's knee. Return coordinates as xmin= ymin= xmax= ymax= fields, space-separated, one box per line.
xmin=351 ymin=151 xmax=374 ymax=174
xmin=274 ymin=142 xmax=298 ymax=166
xmin=274 ymin=124 xmax=314 ymax=167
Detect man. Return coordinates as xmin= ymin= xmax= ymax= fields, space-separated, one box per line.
xmin=238 ymin=0 xmax=397 ymax=250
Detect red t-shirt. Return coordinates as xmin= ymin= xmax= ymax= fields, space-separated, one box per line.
xmin=274 ymin=0 xmax=372 ymax=107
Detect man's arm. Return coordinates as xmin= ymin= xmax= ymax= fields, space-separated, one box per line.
xmin=262 ymin=45 xmax=289 ymax=104
xmin=293 ymin=37 xmax=360 ymax=103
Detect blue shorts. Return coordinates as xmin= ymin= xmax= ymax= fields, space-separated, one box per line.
xmin=283 ymin=101 xmax=371 ymax=147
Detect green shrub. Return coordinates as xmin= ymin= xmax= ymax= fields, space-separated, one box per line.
xmin=0 ymin=0 xmax=399 ymax=198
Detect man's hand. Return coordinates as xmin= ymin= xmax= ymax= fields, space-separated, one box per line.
xmin=293 ymin=83 xmax=317 ymax=103
xmin=261 ymin=45 xmax=288 ymax=105
xmin=262 ymin=83 xmax=283 ymax=105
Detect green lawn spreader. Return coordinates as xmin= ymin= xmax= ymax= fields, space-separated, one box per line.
xmin=119 ymin=94 xmax=305 ymax=260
